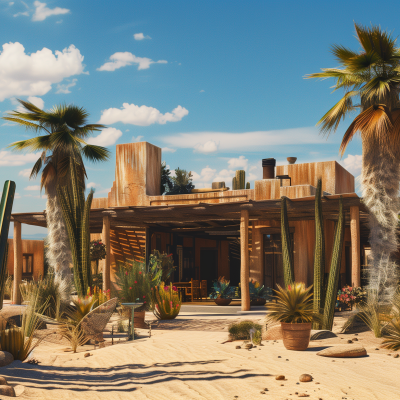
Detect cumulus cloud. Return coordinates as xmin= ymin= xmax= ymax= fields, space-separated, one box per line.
xmin=162 ymin=147 xmax=176 ymax=153
xmin=132 ymin=135 xmax=143 ymax=142
xmin=0 ymin=42 xmax=85 ymax=101
xmin=193 ymin=140 xmax=218 ymax=154
xmin=87 ymin=127 xmax=123 ymax=147
xmin=87 ymin=182 xmax=100 ymax=189
xmin=133 ymin=33 xmax=151 ymax=40
xmin=200 ymin=89 xmax=205 ymax=93
xmin=0 ymin=151 xmax=40 ymax=166
xmin=159 ymin=127 xmax=331 ymax=153
xmin=56 ymin=78 xmax=77 ymax=94
xmin=99 ymin=103 xmax=188 ymax=126
xmin=32 ymin=1 xmax=70 ymax=21
xmin=97 ymin=52 xmax=167 ymax=71
xmin=19 ymin=168 xmax=32 ymax=178
xmin=24 ymin=185 xmax=40 ymax=191
xmin=341 ymin=154 xmax=362 ymax=176
xmin=227 ymin=155 xmax=248 ymax=170
xmin=191 ymin=166 xmax=217 ymax=188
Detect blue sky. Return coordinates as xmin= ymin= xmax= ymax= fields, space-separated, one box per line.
xmin=1 ymin=0 xmax=399 ymax=236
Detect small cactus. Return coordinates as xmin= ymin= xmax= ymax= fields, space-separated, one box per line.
xmin=281 ymin=196 xmax=294 ymax=286
xmin=246 ymin=182 xmax=250 ymax=189
xmin=235 ymin=170 xmax=245 ymax=189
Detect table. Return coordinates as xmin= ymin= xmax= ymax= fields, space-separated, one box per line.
xmin=121 ymin=302 xmax=144 ymax=340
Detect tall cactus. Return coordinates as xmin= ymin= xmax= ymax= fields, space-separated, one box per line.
xmin=57 ymin=160 xmax=93 ymax=297
xmin=281 ymin=196 xmax=294 ymax=286
xmin=246 ymin=182 xmax=250 ymax=190
xmin=313 ymin=178 xmax=325 ymax=329
xmin=0 ymin=181 xmax=15 ymax=308
xmin=232 ymin=177 xmax=237 ymax=190
xmin=322 ymin=196 xmax=345 ymax=330
xmin=236 ymin=170 xmax=245 ymax=190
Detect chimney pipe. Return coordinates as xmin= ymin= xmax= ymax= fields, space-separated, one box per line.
xmin=262 ymin=158 xmax=276 ymax=179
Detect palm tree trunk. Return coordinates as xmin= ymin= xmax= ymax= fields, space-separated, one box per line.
xmin=45 ymin=182 xmax=73 ymax=278
xmin=362 ymin=139 xmax=400 ymax=303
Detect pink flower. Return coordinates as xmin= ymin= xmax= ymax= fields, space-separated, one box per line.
xmin=164 ymin=286 xmax=169 ymax=291
xmin=125 ymin=271 xmax=128 ymax=276
xmin=172 ymin=286 xmax=177 ymax=291
xmin=144 ymin=301 xmax=146 ymax=304
xmin=134 ymin=281 xmax=137 ymax=284
xmin=139 ymin=271 xmax=142 ymax=275
xmin=143 ymin=295 xmax=146 ymax=298
xmin=129 ymin=287 xmax=132 ymax=290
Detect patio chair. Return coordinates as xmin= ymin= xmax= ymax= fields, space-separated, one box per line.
xmin=185 ymin=280 xmax=201 ymax=302
xmin=80 ymin=298 xmax=118 ymax=346
xmin=200 ymin=280 xmax=207 ymax=301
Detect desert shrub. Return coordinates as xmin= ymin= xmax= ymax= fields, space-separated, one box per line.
xmin=228 ymin=320 xmax=262 ymax=341
xmin=152 ymin=283 xmax=181 ymax=320
xmin=382 ymin=318 xmax=400 ymax=351
xmin=59 ymin=321 xmax=87 ymax=353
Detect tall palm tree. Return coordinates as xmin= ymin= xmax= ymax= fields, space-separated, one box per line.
xmin=307 ymin=23 xmax=400 ymax=303
xmin=4 ymin=100 xmax=110 ymax=278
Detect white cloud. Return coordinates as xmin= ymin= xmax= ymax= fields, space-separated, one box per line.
xmin=227 ymin=155 xmax=248 ymax=170
xmin=97 ymin=52 xmax=167 ymax=72
xmin=9 ymin=2 xmax=15 ymax=6
xmin=19 ymin=168 xmax=32 ymax=178
xmin=56 ymin=78 xmax=77 ymax=94
xmin=87 ymin=182 xmax=100 ymax=189
xmin=24 ymin=185 xmax=40 ymax=191
xmin=194 ymin=140 xmax=218 ymax=154
xmin=0 ymin=42 xmax=85 ymax=101
xmin=0 ymin=151 xmax=40 ymax=166
xmin=14 ymin=10 xmax=28 ymax=17
xmin=160 ymin=127 xmax=332 ymax=153
xmin=16 ymin=96 xmax=44 ymax=112
xmin=87 ymin=127 xmax=123 ymax=147
xmin=341 ymin=154 xmax=362 ymax=176
xmin=132 ymin=135 xmax=143 ymax=142
xmin=133 ymin=33 xmax=151 ymax=40
xmin=162 ymin=147 xmax=176 ymax=153
xmin=32 ymin=1 xmax=69 ymax=21
xmin=99 ymin=103 xmax=188 ymax=126
xmin=14 ymin=192 xmax=21 ymax=199
xmin=200 ymin=90 xmax=205 ymax=93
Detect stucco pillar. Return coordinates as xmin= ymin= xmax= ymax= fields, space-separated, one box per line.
xmin=350 ymin=206 xmax=361 ymax=287
xmin=240 ymin=209 xmax=250 ymax=311
xmin=102 ymin=215 xmax=111 ymax=292
xmin=12 ymin=221 xmax=22 ymax=305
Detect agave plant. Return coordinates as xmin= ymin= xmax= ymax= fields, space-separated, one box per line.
xmin=266 ymin=283 xmax=322 ymax=324
xmin=152 ymin=283 xmax=181 ymax=320
xmin=65 ymin=297 xmax=98 ymax=324
xmin=209 ymin=277 xmax=235 ymax=299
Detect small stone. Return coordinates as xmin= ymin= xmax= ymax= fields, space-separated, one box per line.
xmin=0 ymin=352 xmax=13 ymax=367
xmin=286 ymin=359 xmax=289 ymax=361
xmin=280 ymin=384 xmax=284 ymax=386
xmin=260 ymin=391 xmax=265 ymax=394
xmin=347 ymin=340 xmax=353 ymax=344
xmin=0 ymin=385 xmax=15 ymax=397
xmin=278 ymin=356 xmax=282 ymax=358
xmin=394 ymin=354 xmax=399 ymax=358
xmin=299 ymin=374 xmax=313 ymax=382
xmin=235 ymin=346 xmax=241 ymax=349
xmin=352 ymin=338 xmax=358 ymax=341
xmin=375 ymin=348 xmax=379 ymax=350
xmin=295 ymin=392 xmax=298 ymax=395
xmin=315 ymin=382 xmax=320 ymax=384
xmin=84 ymin=353 xmax=91 ymax=358
xmin=275 ymin=375 xmax=285 ymax=380
xmin=388 ymin=353 xmax=392 ymax=356
xmin=244 ymin=343 xmax=253 ymax=350
xmin=298 ymin=394 xmax=310 ymax=398
xmin=264 ymin=388 xmax=268 ymax=391
xmin=332 ymin=360 xmax=335 ymax=362
xmin=0 ymin=377 xmax=7 ymax=385
xmin=354 ymin=333 xmax=358 ymax=336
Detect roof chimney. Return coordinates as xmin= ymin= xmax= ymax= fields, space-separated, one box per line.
xmin=262 ymin=158 xmax=276 ymax=179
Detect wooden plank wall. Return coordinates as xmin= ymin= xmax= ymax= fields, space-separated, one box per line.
xmin=110 ymin=228 xmax=146 ymax=264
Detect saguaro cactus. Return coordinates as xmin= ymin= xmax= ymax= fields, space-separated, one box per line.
xmin=236 ymin=170 xmax=245 ymax=190
xmin=57 ymin=161 xmax=93 ymax=297
xmin=322 ymin=196 xmax=345 ymax=330
xmin=313 ymin=178 xmax=325 ymax=329
xmin=246 ymin=182 xmax=250 ymax=190
xmin=281 ymin=196 xmax=294 ymax=286
xmin=0 ymin=181 xmax=15 ymax=308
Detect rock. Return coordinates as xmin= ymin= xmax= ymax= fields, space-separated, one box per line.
xmin=310 ymin=330 xmax=338 ymax=340
xmin=317 ymin=345 xmax=367 ymax=358
xmin=394 ymin=354 xmax=399 ymax=358
xmin=264 ymin=388 xmax=268 ymax=391
xmin=352 ymin=338 xmax=358 ymax=341
xmin=0 ymin=377 xmax=7 ymax=385
xmin=84 ymin=353 xmax=91 ymax=358
xmin=244 ymin=343 xmax=253 ymax=349
xmin=375 ymin=348 xmax=379 ymax=350
xmin=278 ymin=356 xmax=281 ymax=358
xmin=260 ymin=391 xmax=265 ymax=394
xmin=0 ymin=385 xmax=15 ymax=397
xmin=299 ymin=374 xmax=313 ymax=382
xmin=263 ymin=325 xmax=283 ymax=340
xmin=298 ymin=394 xmax=309 ymax=398
xmin=347 ymin=340 xmax=353 ymax=344
xmin=235 ymin=346 xmax=241 ymax=349
xmin=275 ymin=375 xmax=285 ymax=380
xmin=0 ymin=352 xmax=14 ymax=367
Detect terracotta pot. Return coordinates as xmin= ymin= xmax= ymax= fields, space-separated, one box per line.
xmin=250 ymin=298 xmax=267 ymax=306
xmin=280 ymin=322 xmax=312 ymax=351
xmin=214 ymin=298 xmax=232 ymax=306
xmin=133 ymin=310 xmax=147 ymax=329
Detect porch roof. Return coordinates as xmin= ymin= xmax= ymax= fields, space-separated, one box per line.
xmin=11 ymin=192 xmax=370 ymax=241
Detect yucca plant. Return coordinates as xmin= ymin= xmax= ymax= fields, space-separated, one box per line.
xmin=266 ymin=283 xmax=322 ymax=324
xmin=382 ymin=318 xmax=400 ymax=350
xmin=65 ymin=297 xmax=98 ymax=324
xmin=152 ymin=283 xmax=182 ymax=320
xmin=59 ymin=321 xmax=87 ymax=353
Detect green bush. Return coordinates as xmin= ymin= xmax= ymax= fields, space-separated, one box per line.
xmin=228 ymin=320 xmax=262 ymax=341
xmin=152 ymin=283 xmax=181 ymax=320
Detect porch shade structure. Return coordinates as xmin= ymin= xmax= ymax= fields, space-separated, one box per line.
xmin=11 ymin=193 xmax=368 ymax=306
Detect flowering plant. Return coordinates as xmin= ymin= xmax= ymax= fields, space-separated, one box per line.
xmin=152 ymin=283 xmax=181 ymax=320
xmin=337 ymin=285 xmax=366 ymax=307
xmin=209 ymin=277 xmax=235 ymax=299
xmin=90 ymin=240 xmax=107 ymax=262
xmin=86 ymin=286 xmax=110 ymax=306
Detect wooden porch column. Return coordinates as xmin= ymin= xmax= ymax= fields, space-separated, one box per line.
xmin=12 ymin=221 xmax=22 ymax=305
xmin=350 ymin=206 xmax=361 ymax=287
xmin=145 ymin=227 xmax=151 ymax=265
xmin=102 ymin=215 xmax=111 ymax=292
xmin=240 ymin=209 xmax=250 ymax=311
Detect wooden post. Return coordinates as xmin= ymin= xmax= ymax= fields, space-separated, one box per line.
xmin=12 ymin=221 xmax=22 ymax=305
xmin=240 ymin=209 xmax=250 ymax=311
xmin=350 ymin=206 xmax=361 ymax=287
xmin=102 ymin=215 xmax=111 ymax=292
xmin=145 ymin=227 xmax=151 ymax=265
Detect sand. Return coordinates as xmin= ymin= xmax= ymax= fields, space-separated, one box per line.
xmin=1 ymin=311 xmax=399 ymax=400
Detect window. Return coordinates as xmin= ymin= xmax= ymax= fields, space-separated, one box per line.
xmin=22 ymin=254 xmax=33 ymax=274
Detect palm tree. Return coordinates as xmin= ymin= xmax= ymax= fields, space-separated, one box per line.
xmin=4 ymin=100 xmax=110 ymax=278
xmin=306 ymin=23 xmax=400 ymax=303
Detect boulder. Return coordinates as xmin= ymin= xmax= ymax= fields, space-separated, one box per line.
xmin=0 ymin=385 xmax=15 ymax=397
xmin=316 ymin=345 xmax=367 ymax=358
xmin=299 ymin=374 xmax=313 ymax=382
xmin=0 ymin=352 xmax=14 ymax=367
xmin=0 ymin=376 xmax=8 ymax=385
xmin=310 ymin=330 xmax=338 ymax=340
xmin=262 ymin=325 xmax=283 ymax=340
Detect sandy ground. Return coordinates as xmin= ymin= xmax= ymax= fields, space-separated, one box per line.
xmin=0 ymin=311 xmax=399 ymax=400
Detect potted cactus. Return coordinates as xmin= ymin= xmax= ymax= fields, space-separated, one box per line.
xmin=209 ymin=277 xmax=235 ymax=305
xmin=249 ymin=280 xmax=272 ymax=306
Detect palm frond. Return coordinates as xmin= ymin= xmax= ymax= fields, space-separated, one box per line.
xmin=30 ymin=155 xmax=43 ymax=180
xmin=40 ymin=162 xmax=56 ymax=191
xmin=8 ymin=135 xmax=52 ymax=152
xmin=81 ymin=144 xmax=111 ymax=162
xmin=331 ymin=44 xmax=358 ymax=64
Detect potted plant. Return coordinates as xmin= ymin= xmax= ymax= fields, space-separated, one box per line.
xmin=266 ymin=283 xmax=321 ymax=351
xmin=114 ymin=261 xmax=152 ymax=328
xmin=152 ymin=283 xmax=182 ymax=320
xmin=209 ymin=277 xmax=235 ymax=305
xmin=249 ymin=280 xmax=272 ymax=306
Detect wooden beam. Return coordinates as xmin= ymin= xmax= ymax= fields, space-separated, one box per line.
xmin=240 ymin=209 xmax=250 ymax=311
xmin=102 ymin=215 xmax=111 ymax=292
xmin=12 ymin=221 xmax=22 ymax=305
xmin=350 ymin=206 xmax=361 ymax=287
